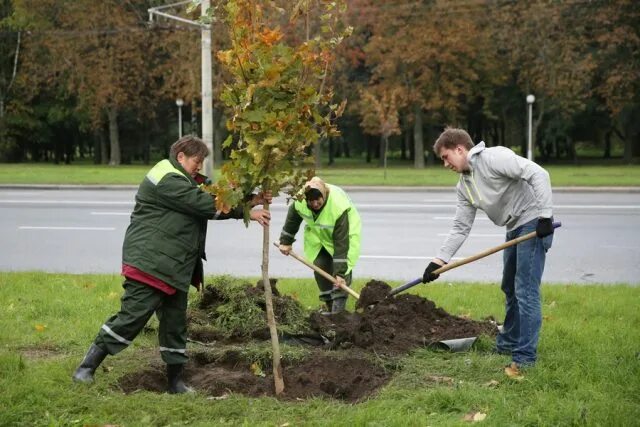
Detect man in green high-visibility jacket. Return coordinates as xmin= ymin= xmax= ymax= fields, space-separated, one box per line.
xmin=278 ymin=177 xmax=361 ymax=313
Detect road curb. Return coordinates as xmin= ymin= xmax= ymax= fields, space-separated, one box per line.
xmin=0 ymin=184 xmax=640 ymax=193
xmin=1 ymin=184 xmax=639 ymax=193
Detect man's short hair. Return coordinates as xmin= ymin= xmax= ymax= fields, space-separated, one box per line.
xmin=433 ymin=127 xmax=474 ymax=156
xmin=169 ymin=136 xmax=209 ymax=160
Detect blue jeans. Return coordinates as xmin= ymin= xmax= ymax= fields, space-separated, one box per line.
xmin=496 ymin=218 xmax=553 ymax=366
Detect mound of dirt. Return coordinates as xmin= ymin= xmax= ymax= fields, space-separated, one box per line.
xmin=310 ymin=280 xmax=496 ymax=355
xmin=118 ymin=278 xmax=497 ymax=401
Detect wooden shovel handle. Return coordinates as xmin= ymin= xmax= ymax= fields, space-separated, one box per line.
xmin=273 ymin=242 xmax=360 ymax=300
xmin=433 ymin=221 xmax=561 ymax=276
xmin=388 ymin=221 xmax=561 ymax=297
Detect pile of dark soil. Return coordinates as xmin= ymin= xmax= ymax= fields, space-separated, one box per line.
xmin=118 ymin=278 xmax=497 ymax=401
xmin=311 ymin=280 xmax=495 ymax=355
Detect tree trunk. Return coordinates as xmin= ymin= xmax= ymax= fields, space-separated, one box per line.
xmin=401 ymin=129 xmax=409 ymax=160
xmin=107 ymin=107 xmax=121 ymax=166
xmin=383 ymin=135 xmax=389 ymax=180
xmin=260 ymin=198 xmax=285 ymax=395
xmin=603 ymin=129 xmax=612 ymax=159
xmin=142 ymin=128 xmax=150 ymax=165
xmin=413 ymin=104 xmax=424 ymax=168
xmin=99 ymin=127 xmax=109 ymax=165
xmin=365 ymin=134 xmax=372 ymax=163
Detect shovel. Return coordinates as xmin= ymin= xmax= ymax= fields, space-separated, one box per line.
xmin=387 ymin=221 xmax=562 ymax=297
xmin=273 ymin=242 xmax=360 ymax=300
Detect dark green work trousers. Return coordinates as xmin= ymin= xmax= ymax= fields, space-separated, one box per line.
xmin=94 ymin=279 xmax=189 ymax=365
xmin=313 ymin=247 xmax=352 ymax=304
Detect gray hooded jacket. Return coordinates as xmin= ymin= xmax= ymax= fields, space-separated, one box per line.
xmin=436 ymin=141 xmax=553 ymax=263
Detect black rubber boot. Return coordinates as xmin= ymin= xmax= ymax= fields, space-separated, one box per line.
xmin=167 ymin=364 xmax=195 ymax=394
xmin=320 ymin=300 xmax=332 ymax=315
xmin=331 ymin=297 xmax=347 ymax=313
xmin=72 ymin=344 xmax=108 ymax=383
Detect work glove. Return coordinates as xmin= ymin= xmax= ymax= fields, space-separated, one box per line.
xmin=536 ymin=217 xmax=554 ymax=238
xmin=422 ymin=262 xmax=441 ymax=283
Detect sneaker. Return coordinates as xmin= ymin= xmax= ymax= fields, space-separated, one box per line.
xmin=504 ymin=362 xmax=524 ymax=380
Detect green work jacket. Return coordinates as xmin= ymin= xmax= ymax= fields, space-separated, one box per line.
xmin=122 ymin=158 xmax=242 ymax=292
xmin=286 ymin=184 xmax=361 ymax=275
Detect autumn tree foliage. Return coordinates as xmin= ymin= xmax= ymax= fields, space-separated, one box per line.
xmin=0 ymin=0 xmax=638 ymax=163
xmin=12 ymin=0 xmax=164 ymax=165
xmin=344 ymin=0 xmax=500 ymax=167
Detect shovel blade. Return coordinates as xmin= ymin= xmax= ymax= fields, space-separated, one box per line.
xmin=388 ymin=277 xmax=423 ymax=296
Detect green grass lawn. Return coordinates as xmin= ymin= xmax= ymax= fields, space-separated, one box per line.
xmin=1 ymin=162 xmax=639 ymax=187
xmin=1 ymin=272 xmax=638 ymax=426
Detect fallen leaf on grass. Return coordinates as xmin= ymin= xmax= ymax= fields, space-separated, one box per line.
xmin=463 ymin=412 xmax=487 ymax=422
xmin=34 ymin=324 xmax=46 ymax=332
xmin=279 ymin=423 xmax=291 ymax=427
xmin=207 ymin=393 xmax=230 ymax=401
xmin=426 ymin=375 xmax=454 ymax=385
xmin=483 ymin=380 xmax=500 ymax=387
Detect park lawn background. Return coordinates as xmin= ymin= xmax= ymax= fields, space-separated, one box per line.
xmin=0 ymin=272 xmax=638 ymax=426
xmin=1 ymin=163 xmax=640 ymax=187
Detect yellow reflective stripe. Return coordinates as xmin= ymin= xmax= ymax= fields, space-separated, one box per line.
xmin=146 ymin=159 xmax=189 ymax=186
xmin=281 ymin=230 xmax=295 ymax=238
xmin=462 ymin=178 xmax=475 ymax=205
xmin=159 ymin=346 xmax=186 ymax=354
xmin=471 ymin=170 xmax=484 ymax=202
xmin=101 ymin=324 xmax=132 ymax=345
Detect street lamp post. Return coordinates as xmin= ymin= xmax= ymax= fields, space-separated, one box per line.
xmin=148 ymin=1 xmax=213 ymax=176
xmin=176 ymin=98 xmax=184 ymax=138
xmin=526 ymin=94 xmax=535 ymax=161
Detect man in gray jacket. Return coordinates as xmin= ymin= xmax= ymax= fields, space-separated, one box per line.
xmin=423 ymin=128 xmax=555 ymax=374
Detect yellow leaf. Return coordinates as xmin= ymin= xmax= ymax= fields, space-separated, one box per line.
xmin=107 ymin=292 xmax=119 ymax=300
xmin=259 ymin=28 xmax=283 ymax=46
xmin=463 ymin=412 xmax=487 ymax=422
xmin=35 ymin=324 xmax=46 ymax=332
xmin=426 ymin=375 xmax=454 ymax=385
xmin=250 ymin=362 xmax=266 ymax=377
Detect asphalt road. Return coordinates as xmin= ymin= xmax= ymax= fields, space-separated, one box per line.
xmin=1 ymin=187 xmax=639 ymax=285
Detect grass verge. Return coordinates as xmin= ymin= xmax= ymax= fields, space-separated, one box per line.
xmin=1 ymin=163 xmax=639 ymax=187
xmin=1 ymin=272 xmax=638 ymax=426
